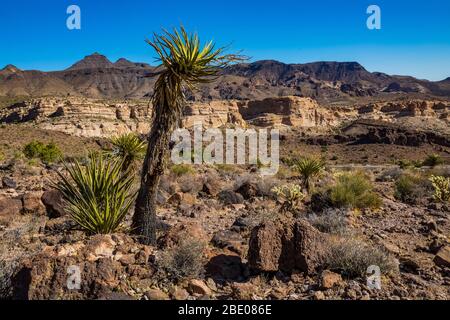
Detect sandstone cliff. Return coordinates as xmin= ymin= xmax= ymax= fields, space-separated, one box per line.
xmin=0 ymin=96 xmax=448 ymax=138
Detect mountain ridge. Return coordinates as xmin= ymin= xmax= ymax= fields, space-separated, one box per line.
xmin=1 ymin=53 xmax=449 ymax=103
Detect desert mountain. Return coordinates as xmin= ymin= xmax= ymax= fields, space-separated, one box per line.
xmin=0 ymin=54 xmax=449 ymax=103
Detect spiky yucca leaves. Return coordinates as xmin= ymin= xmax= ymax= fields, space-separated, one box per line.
xmin=133 ymin=27 xmax=243 ymax=245
xmin=55 ymin=155 xmax=136 ymax=234
xmin=291 ymin=157 xmax=325 ymax=192
xmin=109 ymin=133 xmax=146 ymax=171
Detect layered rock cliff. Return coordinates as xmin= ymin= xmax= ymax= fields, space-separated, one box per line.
xmin=0 ymin=96 xmax=448 ymax=138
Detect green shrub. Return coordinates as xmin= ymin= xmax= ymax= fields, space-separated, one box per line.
xmin=394 ymin=172 xmax=431 ymax=204
xmin=291 ymin=157 xmax=325 ymax=192
xmin=23 ymin=141 xmax=62 ymax=163
xmin=330 ymin=171 xmax=382 ymax=209
xmin=158 ymin=239 xmax=205 ymax=281
xmin=272 ymin=184 xmax=304 ymax=213
xmin=0 ymin=150 xmax=5 ymax=162
xmin=325 ymin=237 xmax=398 ymax=278
xmin=55 ymin=154 xmax=136 ymax=234
xmin=171 ymin=164 xmax=195 ymax=176
xmin=422 ymin=154 xmax=444 ymax=167
xmin=109 ymin=133 xmax=146 ymax=171
xmin=429 ymin=175 xmax=450 ymax=203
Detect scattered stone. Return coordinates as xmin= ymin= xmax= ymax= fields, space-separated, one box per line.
xmin=236 ymin=182 xmax=259 ymax=199
xmin=2 ymin=177 xmax=17 ymax=189
xmin=218 ymin=190 xmax=244 ymax=205
xmin=171 ymin=287 xmax=189 ymax=300
xmin=313 ymin=291 xmax=325 ymax=300
xmin=211 ymin=230 xmax=244 ymax=254
xmin=145 ymin=288 xmax=170 ymax=300
xmin=320 ymin=270 xmax=342 ymax=289
xmin=41 ymin=189 xmax=68 ymax=218
xmin=0 ymin=196 xmax=22 ymax=219
xmin=434 ymin=246 xmax=450 ymax=268
xmin=22 ymin=192 xmax=45 ymax=215
xmin=187 ymin=279 xmax=212 ymax=296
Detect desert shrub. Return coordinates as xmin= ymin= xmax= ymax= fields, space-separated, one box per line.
xmin=171 ymin=164 xmax=195 ymax=177
xmin=307 ymin=209 xmax=349 ymax=234
xmin=394 ymin=172 xmax=432 ymax=204
xmin=330 ymin=171 xmax=382 ymax=209
xmin=429 ymin=175 xmax=450 ymax=203
xmin=158 ymin=239 xmax=205 ymax=281
xmin=109 ymin=133 xmax=146 ymax=171
xmin=422 ymin=154 xmax=444 ymax=167
xmin=55 ymin=154 xmax=136 ymax=234
xmin=291 ymin=157 xmax=325 ymax=192
xmin=23 ymin=141 xmax=62 ymax=163
xmin=0 ymin=149 xmax=5 ymax=162
xmin=272 ymin=184 xmax=304 ymax=213
xmin=376 ymin=167 xmax=403 ymax=182
xmin=325 ymin=237 xmax=399 ymax=278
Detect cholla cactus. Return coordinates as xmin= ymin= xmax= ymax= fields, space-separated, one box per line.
xmin=429 ymin=175 xmax=450 ymax=203
xmin=271 ymin=184 xmax=304 ymax=213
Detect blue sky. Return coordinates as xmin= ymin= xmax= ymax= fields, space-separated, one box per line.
xmin=0 ymin=0 xmax=449 ymax=80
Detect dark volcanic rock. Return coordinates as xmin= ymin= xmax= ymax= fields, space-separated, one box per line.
xmin=248 ymin=219 xmax=328 ymax=274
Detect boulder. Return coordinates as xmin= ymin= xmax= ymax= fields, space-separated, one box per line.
xmin=12 ymin=234 xmax=156 ymax=300
xmin=434 ymin=246 xmax=450 ymax=268
xmin=158 ymin=221 xmax=207 ymax=249
xmin=236 ymin=182 xmax=259 ymax=199
xmin=0 ymin=196 xmax=22 ymax=223
xmin=320 ymin=270 xmax=343 ymax=289
xmin=187 ymin=279 xmax=212 ymax=296
xmin=218 ymin=190 xmax=244 ymax=205
xmin=144 ymin=288 xmax=170 ymax=300
xmin=2 ymin=177 xmax=17 ymax=189
xmin=22 ymin=192 xmax=45 ymax=215
xmin=41 ymin=190 xmax=68 ymax=218
xmin=248 ymin=219 xmax=328 ymax=274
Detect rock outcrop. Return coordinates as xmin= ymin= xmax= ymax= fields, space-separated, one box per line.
xmin=248 ymin=219 xmax=328 ymax=274
xmin=0 ymin=96 xmax=448 ymax=138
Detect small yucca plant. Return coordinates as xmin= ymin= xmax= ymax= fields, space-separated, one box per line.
xmin=430 ymin=175 xmax=450 ymax=203
xmin=291 ymin=157 xmax=325 ymax=192
xmin=55 ymin=154 xmax=136 ymax=234
xmin=109 ymin=133 xmax=146 ymax=171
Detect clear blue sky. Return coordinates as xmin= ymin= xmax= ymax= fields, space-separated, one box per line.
xmin=0 ymin=0 xmax=449 ymax=80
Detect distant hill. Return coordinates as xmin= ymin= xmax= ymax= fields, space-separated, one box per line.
xmin=1 ymin=53 xmax=449 ymax=104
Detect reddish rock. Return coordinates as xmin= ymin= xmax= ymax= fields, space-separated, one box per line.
xmin=41 ymin=189 xmax=68 ymax=218
xmin=187 ymin=279 xmax=212 ymax=296
xmin=248 ymin=219 xmax=327 ymax=274
xmin=320 ymin=270 xmax=343 ymax=289
xmin=158 ymin=221 xmax=207 ymax=249
xmin=0 ymin=196 xmax=22 ymax=218
xmin=145 ymin=288 xmax=169 ymax=300
xmin=434 ymin=246 xmax=450 ymax=268
xmin=22 ymin=192 xmax=45 ymax=215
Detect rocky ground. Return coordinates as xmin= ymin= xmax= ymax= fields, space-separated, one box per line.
xmin=0 ymin=133 xmax=449 ymax=300
xmin=0 ymin=94 xmax=449 ymax=301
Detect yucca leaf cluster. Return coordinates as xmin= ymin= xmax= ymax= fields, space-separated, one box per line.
xmin=55 ymin=155 xmax=136 ymax=234
xmin=109 ymin=133 xmax=146 ymax=171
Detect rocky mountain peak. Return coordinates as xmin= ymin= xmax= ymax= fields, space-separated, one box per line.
xmin=1 ymin=64 xmax=21 ymax=73
xmin=67 ymin=53 xmax=114 ymax=70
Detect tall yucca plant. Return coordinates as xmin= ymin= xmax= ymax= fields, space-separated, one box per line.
xmin=292 ymin=157 xmax=325 ymax=192
xmin=55 ymin=155 xmax=136 ymax=234
xmin=109 ymin=133 xmax=146 ymax=171
xmin=133 ymin=27 xmax=242 ymax=244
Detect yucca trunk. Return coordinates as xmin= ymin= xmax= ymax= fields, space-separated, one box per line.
xmin=133 ymin=77 xmax=183 ymax=245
